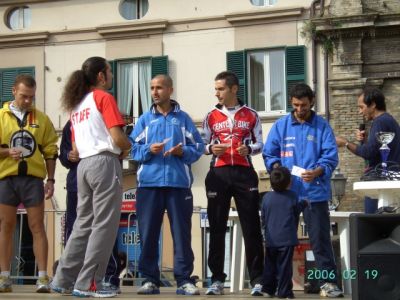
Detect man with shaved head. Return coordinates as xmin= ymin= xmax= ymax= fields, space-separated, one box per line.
xmin=129 ymin=74 xmax=204 ymax=295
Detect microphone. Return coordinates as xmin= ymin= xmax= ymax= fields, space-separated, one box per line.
xmin=359 ymin=123 xmax=366 ymax=145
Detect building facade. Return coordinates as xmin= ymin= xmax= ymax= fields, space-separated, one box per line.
xmin=0 ymin=0 xmax=325 ymax=279
xmin=311 ymin=0 xmax=400 ymax=211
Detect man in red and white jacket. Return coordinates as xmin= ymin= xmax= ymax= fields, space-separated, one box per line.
xmin=202 ymin=71 xmax=264 ymax=296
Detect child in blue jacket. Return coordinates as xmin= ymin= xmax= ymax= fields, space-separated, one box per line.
xmin=261 ymin=166 xmax=307 ymax=299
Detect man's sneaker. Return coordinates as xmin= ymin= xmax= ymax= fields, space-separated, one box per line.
xmin=72 ymin=288 xmax=117 ymax=298
xmin=205 ymin=281 xmax=224 ymax=295
xmin=0 ymin=276 xmax=12 ymax=293
xmin=320 ymin=283 xmax=344 ymax=298
xmin=102 ymin=282 xmax=121 ymax=294
xmin=49 ymin=281 xmax=73 ymax=295
xmin=176 ymin=282 xmax=200 ymax=295
xmin=251 ymin=283 xmax=264 ymax=296
xmin=36 ymin=275 xmax=51 ymax=293
xmin=137 ymin=282 xmax=160 ymax=295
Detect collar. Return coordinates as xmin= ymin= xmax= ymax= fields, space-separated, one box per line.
xmin=290 ymin=110 xmax=315 ymax=125
xmin=215 ymin=99 xmax=244 ymax=110
xmin=150 ymin=99 xmax=180 ymax=114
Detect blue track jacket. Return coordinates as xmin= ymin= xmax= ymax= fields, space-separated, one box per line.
xmin=129 ymin=100 xmax=204 ymax=188
xmin=263 ymin=111 xmax=338 ymax=202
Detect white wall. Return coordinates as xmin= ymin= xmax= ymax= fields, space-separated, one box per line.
xmin=44 ymin=41 xmax=106 ymax=128
xmin=0 ymin=0 xmax=314 ymax=33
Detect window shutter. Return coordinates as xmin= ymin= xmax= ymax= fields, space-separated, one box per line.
xmin=286 ymin=46 xmax=306 ymax=112
xmin=151 ymin=56 xmax=168 ymax=78
xmin=0 ymin=67 xmax=35 ymax=107
xmin=227 ymin=50 xmax=247 ymax=104
xmin=108 ymin=60 xmax=116 ymax=97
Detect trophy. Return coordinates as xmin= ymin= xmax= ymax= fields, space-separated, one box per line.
xmin=376 ymin=131 xmax=395 ymax=177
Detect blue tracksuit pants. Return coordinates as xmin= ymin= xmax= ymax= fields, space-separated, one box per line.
xmin=136 ymin=187 xmax=194 ymax=287
xmin=303 ymin=201 xmax=339 ymax=286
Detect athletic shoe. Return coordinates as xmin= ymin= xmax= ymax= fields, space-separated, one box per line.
xmin=137 ymin=282 xmax=160 ymax=295
xmin=251 ymin=283 xmax=264 ymax=296
xmin=0 ymin=276 xmax=12 ymax=293
xmin=36 ymin=275 xmax=51 ymax=293
xmin=49 ymin=281 xmax=73 ymax=295
xmin=72 ymin=288 xmax=117 ymax=298
xmin=102 ymin=282 xmax=121 ymax=294
xmin=320 ymin=283 xmax=344 ymax=298
xmin=205 ymin=281 xmax=224 ymax=295
xmin=176 ymin=282 xmax=200 ymax=295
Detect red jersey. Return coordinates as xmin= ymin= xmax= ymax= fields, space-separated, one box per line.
xmin=202 ymin=103 xmax=263 ymax=167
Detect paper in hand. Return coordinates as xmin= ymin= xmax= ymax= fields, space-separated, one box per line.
xmin=291 ymin=165 xmax=305 ymax=177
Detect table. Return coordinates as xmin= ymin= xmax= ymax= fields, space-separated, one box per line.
xmin=353 ymin=180 xmax=400 ymax=208
xmin=229 ymin=210 xmax=358 ymax=295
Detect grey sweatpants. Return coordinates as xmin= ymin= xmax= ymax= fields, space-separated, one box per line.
xmin=53 ymin=152 xmax=122 ymax=291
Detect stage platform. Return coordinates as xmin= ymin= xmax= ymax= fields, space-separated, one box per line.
xmin=0 ymin=285 xmax=351 ymax=299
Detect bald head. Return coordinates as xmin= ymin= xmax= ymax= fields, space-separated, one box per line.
xmin=152 ymin=74 xmax=173 ymax=88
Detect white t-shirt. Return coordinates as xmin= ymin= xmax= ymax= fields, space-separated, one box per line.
xmin=70 ymin=89 xmax=125 ymax=158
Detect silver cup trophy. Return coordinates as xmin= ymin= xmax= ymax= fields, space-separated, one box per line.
xmin=376 ymin=131 xmax=395 ymax=176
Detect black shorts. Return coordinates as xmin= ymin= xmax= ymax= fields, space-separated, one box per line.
xmin=0 ymin=176 xmax=44 ymax=207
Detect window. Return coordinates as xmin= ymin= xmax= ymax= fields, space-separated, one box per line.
xmin=250 ymin=0 xmax=277 ymax=6
xmin=119 ymin=0 xmax=149 ymax=20
xmin=227 ymin=46 xmax=306 ymax=113
xmin=108 ymin=56 xmax=168 ymax=121
xmin=0 ymin=67 xmax=35 ymax=107
xmin=6 ymin=6 xmax=31 ymax=30
xmin=117 ymin=59 xmax=151 ymax=120
xmin=248 ymin=49 xmax=286 ymax=112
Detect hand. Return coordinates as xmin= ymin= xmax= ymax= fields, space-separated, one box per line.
xmin=236 ymin=143 xmax=249 ymax=156
xmin=150 ymin=142 xmax=165 ymax=155
xmin=355 ymin=129 xmax=365 ymax=143
xmin=119 ymin=149 xmax=130 ymax=160
xmin=9 ymin=148 xmax=22 ymax=160
xmin=68 ymin=150 xmax=80 ymax=162
xmin=164 ymin=143 xmax=183 ymax=157
xmin=211 ymin=144 xmax=229 ymax=156
xmin=335 ymin=136 xmax=348 ymax=147
xmin=301 ymin=169 xmax=320 ymax=183
xmin=44 ymin=181 xmax=55 ymax=199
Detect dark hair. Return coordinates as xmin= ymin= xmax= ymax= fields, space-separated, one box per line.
xmin=289 ymin=83 xmax=314 ymax=102
xmin=270 ymin=166 xmax=291 ymax=192
xmin=14 ymin=74 xmax=36 ymax=88
xmin=152 ymin=74 xmax=173 ymax=88
xmin=361 ymin=87 xmax=386 ymax=111
xmin=61 ymin=56 xmax=108 ymax=111
xmin=215 ymin=71 xmax=239 ymax=89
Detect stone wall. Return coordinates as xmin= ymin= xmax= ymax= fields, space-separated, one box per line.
xmin=316 ymin=0 xmax=400 ymax=211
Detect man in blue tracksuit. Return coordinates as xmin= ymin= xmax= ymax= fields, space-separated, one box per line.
xmin=129 ymin=74 xmax=204 ymax=296
xmin=263 ymin=83 xmax=343 ymax=298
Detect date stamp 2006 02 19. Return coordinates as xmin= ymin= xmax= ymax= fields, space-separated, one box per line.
xmin=307 ymin=269 xmax=379 ymax=281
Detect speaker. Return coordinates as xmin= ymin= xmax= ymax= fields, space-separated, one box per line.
xmin=350 ymin=213 xmax=400 ymax=300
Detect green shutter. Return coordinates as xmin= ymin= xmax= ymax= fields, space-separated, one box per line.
xmin=227 ymin=50 xmax=247 ymax=104
xmin=108 ymin=60 xmax=116 ymax=97
xmin=286 ymin=46 xmax=306 ymax=112
xmin=0 ymin=67 xmax=35 ymax=107
xmin=151 ymin=56 xmax=168 ymax=78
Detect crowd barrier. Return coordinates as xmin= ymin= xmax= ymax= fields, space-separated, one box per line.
xmin=10 ymin=208 xmax=238 ymax=288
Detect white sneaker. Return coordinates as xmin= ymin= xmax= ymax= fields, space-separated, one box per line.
xmin=251 ymin=283 xmax=264 ymax=296
xmin=320 ymin=283 xmax=344 ymax=298
xmin=176 ymin=282 xmax=200 ymax=295
xmin=137 ymin=282 xmax=160 ymax=295
xmin=205 ymin=281 xmax=224 ymax=295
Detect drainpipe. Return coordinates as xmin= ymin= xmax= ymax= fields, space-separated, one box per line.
xmin=310 ymin=0 xmax=319 ymax=109
xmin=324 ymin=50 xmax=330 ymax=121
xmin=310 ymin=0 xmax=329 ymax=120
